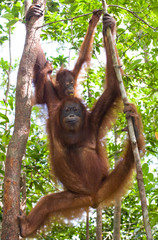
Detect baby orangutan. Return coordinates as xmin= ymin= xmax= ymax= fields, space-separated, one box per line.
xmin=26 ymin=4 xmax=103 ymax=104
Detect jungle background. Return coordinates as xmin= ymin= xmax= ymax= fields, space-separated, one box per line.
xmin=0 ymin=0 xmax=158 ymax=239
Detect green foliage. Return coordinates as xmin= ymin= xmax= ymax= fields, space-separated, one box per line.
xmin=0 ymin=0 xmax=158 ymax=239
xmin=49 ymin=54 xmax=69 ymax=70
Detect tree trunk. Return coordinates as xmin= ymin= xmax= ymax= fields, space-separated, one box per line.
xmin=113 ymin=200 xmax=121 ymax=240
xmin=113 ymin=126 xmax=121 ymax=240
xmin=1 ymin=0 xmax=46 ymax=239
xmin=86 ymin=209 xmax=89 ymax=240
xmin=96 ymin=205 xmax=102 ymax=240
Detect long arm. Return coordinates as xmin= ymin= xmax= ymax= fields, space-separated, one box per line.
xmin=26 ymin=5 xmax=57 ymax=105
xmin=72 ymin=10 xmax=102 ymax=82
xmin=90 ymin=14 xmax=122 ymax=133
xmin=26 ymin=4 xmax=47 ymax=72
xmin=33 ymin=60 xmax=55 ymax=105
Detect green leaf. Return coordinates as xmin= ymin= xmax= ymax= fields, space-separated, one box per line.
xmin=148 ymin=173 xmax=154 ymax=181
xmin=6 ymin=19 xmax=18 ymax=27
xmin=0 ymin=169 xmax=5 ymax=175
xmin=151 ymin=3 xmax=158 ymax=16
xmin=34 ymin=182 xmax=45 ymax=194
xmin=2 ymin=13 xmax=15 ymax=21
xmin=0 ymin=113 xmax=9 ymax=123
xmin=142 ymin=163 xmax=149 ymax=175
xmin=154 ymin=70 xmax=158 ymax=79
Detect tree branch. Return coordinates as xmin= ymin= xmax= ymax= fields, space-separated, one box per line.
xmin=37 ymin=12 xmax=92 ymax=29
xmin=37 ymin=5 xmax=157 ymax=31
xmin=108 ymin=4 xmax=157 ymax=31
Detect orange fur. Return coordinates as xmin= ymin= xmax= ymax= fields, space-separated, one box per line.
xmin=32 ymin=10 xmax=102 ymax=105
xmin=19 ymin=12 xmax=145 ymax=238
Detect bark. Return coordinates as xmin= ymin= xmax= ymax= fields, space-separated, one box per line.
xmin=113 ymin=200 xmax=121 ymax=240
xmin=86 ymin=209 xmax=89 ymax=240
xmin=96 ymin=205 xmax=102 ymax=240
xmin=20 ymin=173 xmax=27 ymax=213
xmin=102 ymin=1 xmax=153 ymax=239
xmin=113 ymin=127 xmax=121 ymax=240
xmin=1 ymin=0 xmax=46 ymax=239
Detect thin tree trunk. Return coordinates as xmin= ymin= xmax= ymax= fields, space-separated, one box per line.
xmin=101 ymin=1 xmax=153 ymax=239
xmin=113 ymin=126 xmax=121 ymax=240
xmin=86 ymin=209 xmax=89 ymax=240
xmin=114 ymin=200 xmax=121 ymax=240
xmin=1 ymin=1 xmax=46 ymax=239
xmin=96 ymin=205 xmax=102 ymax=240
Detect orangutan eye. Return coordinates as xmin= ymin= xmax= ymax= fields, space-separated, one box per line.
xmin=65 ymin=107 xmax=70 ymax=112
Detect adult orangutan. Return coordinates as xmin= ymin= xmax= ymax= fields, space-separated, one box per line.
xmin=19 ymin=8 xmax=145 ymax=238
